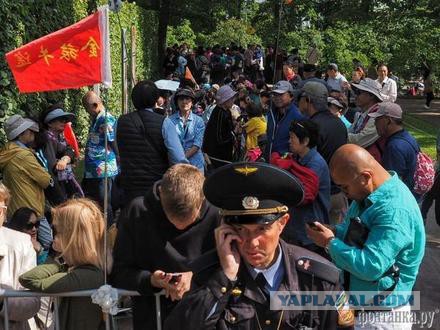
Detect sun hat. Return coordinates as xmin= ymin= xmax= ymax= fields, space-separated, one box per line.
xmin=5 ymin=115 xmax=39 ymax=141
xmin=351 ymin=78 xmax=384 ymax=101
xmin=215 ymin=85 xmax=237 ymax=104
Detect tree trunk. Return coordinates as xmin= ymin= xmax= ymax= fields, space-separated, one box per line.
xmin=157 ymin=0 xmax=171 ymax=74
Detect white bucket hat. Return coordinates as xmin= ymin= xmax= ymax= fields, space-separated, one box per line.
xmin=351 ymin=78 xmax=384 ymax=101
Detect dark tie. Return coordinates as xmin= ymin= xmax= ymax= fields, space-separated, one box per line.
xmin=255 ymin=273 xmax=270 ymax=300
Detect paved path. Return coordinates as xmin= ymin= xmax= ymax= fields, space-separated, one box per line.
xmin=397 ymin=97 xmax=440 ymax=127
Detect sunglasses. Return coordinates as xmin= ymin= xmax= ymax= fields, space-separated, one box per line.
xmin=25 ymin=220 xmax=40 ymax=230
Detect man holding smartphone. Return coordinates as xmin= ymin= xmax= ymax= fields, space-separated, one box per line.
xmin=306 ymin=144 xmax=425 ymax=330
xmin=111 ymin=164 xmax=221 ymax=329
xmin=165 ymin=162 xmax=341 ymax=329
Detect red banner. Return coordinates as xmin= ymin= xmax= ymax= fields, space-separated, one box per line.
xmin=5 ymin=7 xmax=111 ymax=93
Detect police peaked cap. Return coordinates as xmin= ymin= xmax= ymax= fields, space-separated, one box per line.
xmin=204 ymin=162 xmax=304 ymax=225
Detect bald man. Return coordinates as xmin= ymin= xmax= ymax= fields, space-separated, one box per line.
xmin=307 ymin=144 xmax=425 ymax=329
xmin=82 ymin=91 xmax=119 ymax=224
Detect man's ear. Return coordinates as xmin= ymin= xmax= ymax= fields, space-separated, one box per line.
xmin=277 ymin=213 xmax=290 ymax=232
xmin=303 ymin=137 xmax=310 ymax=146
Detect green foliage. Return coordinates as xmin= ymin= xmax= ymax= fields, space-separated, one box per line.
xmin=167 ymin=19 xmax=196 ymax=48
xmin=251 ymin=0 xmax=440 ymax=83
xmin=0 ymin=0 xmax=159 ymax=147
xmin=198 ymin=18 xmax=262 ymax=47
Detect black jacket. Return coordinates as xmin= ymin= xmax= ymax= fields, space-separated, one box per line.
xmin=164 ymin=240 xmax=341 ymax=330
xmin=116 ymin=110 xmax=169 ymax=203
xmin=203 ymin=105 xmax=234 ymax=163
xmin=110 ymin=185 xmax=221 ymax=329
xmin=309 ymin=110 xmax=347 ymax=165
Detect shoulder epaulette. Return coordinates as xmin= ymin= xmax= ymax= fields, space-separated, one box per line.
xmin=296 ymin=256 xmax=340 ymax=285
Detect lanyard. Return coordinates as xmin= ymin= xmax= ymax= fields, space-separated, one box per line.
xmin=36 ymin=149 xmax=49 ymax=171
xmin=177 ymin=115 xmax=191 ymax=145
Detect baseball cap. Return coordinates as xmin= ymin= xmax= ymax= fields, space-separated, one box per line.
xmin=327 ymin=97 xmax=344 ymax=109
xmin=327 ymin=63 xmax=338 ymax=71
xmin=272 ymin=80 xmax=294 ymax=94
xmin=298 ymin=81 xmax=328 ymax=101
xmin=368 ymin=102 xmax=402 ymax=119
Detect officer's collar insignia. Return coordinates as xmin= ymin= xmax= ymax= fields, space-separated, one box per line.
xmin=234 ymin=166 xmax=258 ymax=176
xmin=297 ymin=259 xmax=311 ymax=270
xmin=303 ymin=260 xmax=311 ymax=270
xmin=242 ymin=196 xmax=259 ymax=210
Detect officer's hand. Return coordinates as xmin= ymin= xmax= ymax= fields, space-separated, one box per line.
xmin=150 ymin=270 xmax=172 ymax=289
xmin=215 ymin=224 xmax=243 ymax=281
xmin=164 ymin=271 xmax=193 ymax=301
xmin=306 ymin=222 xmax=335 ymax=248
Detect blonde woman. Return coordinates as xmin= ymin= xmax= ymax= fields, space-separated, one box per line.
xmin=19 ymin=198 xmax=106 ymax=330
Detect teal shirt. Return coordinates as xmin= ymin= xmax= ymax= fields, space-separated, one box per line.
xmin=329 ymin=172 xmax=425 ymax=306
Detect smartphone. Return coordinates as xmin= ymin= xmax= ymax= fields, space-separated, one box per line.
xmin=168 ymin=273 xmax=182 ymax=283
xmin=307 ymin=222 xmax=318 ymax=229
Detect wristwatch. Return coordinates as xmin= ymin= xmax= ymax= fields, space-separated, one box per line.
xmin=325 ymin=236 xmax=335 ymax=253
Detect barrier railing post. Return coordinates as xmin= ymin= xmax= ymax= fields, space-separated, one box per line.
xmin=3 ymin=297 xmax=9 ymax=330
xmin=155 ymin=292 xmax=162 ymax=330
xmin=54 ymin=297 xmax=60 ymax=329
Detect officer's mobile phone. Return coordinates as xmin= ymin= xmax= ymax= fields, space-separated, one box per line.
xmin=168 ymin=273 xmax=182 ymax=283
xmin=307 ymin=222 xmax=319 ymax=230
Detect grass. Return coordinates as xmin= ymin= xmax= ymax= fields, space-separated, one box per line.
xmin=403 ymin=114 xmax=438 ymax=159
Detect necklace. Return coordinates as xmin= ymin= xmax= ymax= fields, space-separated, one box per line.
xmin=255 ymin=309 xmax=284 ymax=330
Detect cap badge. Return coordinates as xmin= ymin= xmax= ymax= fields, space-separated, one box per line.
xmin=242 ymin=196 xmax=259 ymax=210
xmin=234 ymin=166 xmax=258 ymax=176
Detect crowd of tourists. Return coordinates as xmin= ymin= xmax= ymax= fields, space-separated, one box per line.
xmin=0 ymin=42 xmax=438 ymax=330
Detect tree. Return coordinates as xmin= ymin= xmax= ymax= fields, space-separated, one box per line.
xmin=167 ymin=19 xmax=196 ymax=47
xmin=199 ymin=18 xmax=261 ymax=47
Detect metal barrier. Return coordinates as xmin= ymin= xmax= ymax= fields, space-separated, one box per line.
xmin=0 ymin=288 xmax=165 ymax=330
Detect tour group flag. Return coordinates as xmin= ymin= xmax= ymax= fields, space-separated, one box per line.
xmin=5 ymin=5 xmax=111 ymax=93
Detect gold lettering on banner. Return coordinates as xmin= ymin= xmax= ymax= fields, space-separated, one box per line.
xmin=38 ymin=46 xmax=54 ymax=65
xmin=60 ymin=43 xmax=79 ymax=61
xmin=14 ymin=51 xmax=32 ymax=68
xmin=81 ymin=37 xmax=100 ymax=58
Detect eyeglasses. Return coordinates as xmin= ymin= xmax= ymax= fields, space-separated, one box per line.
xmin=25 ymin=220 xmax=40 ymax=230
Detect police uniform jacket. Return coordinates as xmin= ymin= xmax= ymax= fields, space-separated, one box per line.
xmin=164 ymin=240 xmax=341 ymax=330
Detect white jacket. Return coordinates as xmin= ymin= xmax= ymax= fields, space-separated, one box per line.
xmin=0 ymin=227 xmax=39 ymax=330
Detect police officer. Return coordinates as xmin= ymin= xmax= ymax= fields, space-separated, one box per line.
xmin=164 ymin=162 xmax=341 ymax=329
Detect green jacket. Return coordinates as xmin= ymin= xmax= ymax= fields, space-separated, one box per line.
xmin=0 ymin=142 xmax=51 ymax=218
xmin=19 ymin=260 xmax=105 ymax=330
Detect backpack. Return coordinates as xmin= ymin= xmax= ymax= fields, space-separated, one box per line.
xmin=398 ymin=136 xmax=435 ymax=195
xmin=413 ymin=151 xmax=435 ymax=195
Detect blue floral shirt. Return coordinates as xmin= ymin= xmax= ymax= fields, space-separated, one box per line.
xmin=84 ymin=110 xmax=119 ymax=178
xmin=169 ymin=111 xmax=205 ymax=172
